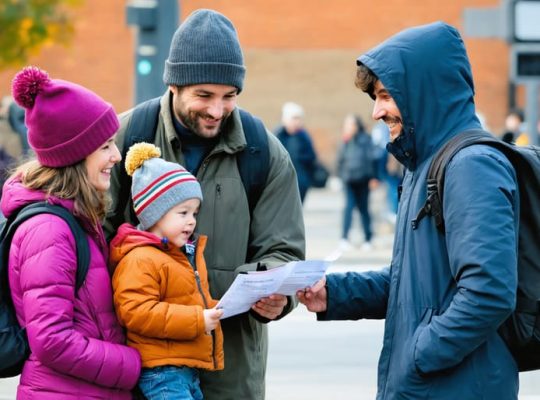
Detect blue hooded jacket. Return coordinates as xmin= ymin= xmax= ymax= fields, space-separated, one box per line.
xmin=321 ymin=22 xmax=520 ymax=399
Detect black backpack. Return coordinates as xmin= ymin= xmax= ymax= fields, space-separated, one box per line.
xmin=0 ymin=202 xmax=90 ymax=378
xmin=108 ymin=97 xmax=270 ymax=240
xmin=413 ymin=129 xmax=540 ymax=372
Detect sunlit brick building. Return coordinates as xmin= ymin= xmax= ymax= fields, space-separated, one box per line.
xmin=0 ymin=0 xmax=510 ymax=164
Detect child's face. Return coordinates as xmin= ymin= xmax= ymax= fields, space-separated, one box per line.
xmin=149 ymin=198 xmax=200 ymax=248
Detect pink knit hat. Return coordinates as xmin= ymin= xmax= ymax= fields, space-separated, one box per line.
xmin=11 ymin=66 xmax=119 ymax=167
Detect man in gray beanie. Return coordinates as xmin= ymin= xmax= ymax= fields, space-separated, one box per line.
xmin=105 ymin=8 xmax=305 ymax=400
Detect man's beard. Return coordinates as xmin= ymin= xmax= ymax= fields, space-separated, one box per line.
xmin=178 ymin=107 xmax=230 ymax=138
xmin=383 ymin=116 xmax=402 ymax=138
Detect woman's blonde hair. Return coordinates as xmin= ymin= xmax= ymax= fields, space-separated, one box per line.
xmin=13 ymin=159 xmax=108 ymax=226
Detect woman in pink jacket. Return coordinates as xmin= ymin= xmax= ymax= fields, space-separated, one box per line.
xmin=1 ymin=66 xmax=141 ymax=399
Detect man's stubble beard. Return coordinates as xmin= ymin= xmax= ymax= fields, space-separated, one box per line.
xmin=177 ymin=106 xmax=231 ymax=139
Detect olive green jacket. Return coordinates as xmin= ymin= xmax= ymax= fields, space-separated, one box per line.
xmin=104 ymin=92 xmax=305 ymax=400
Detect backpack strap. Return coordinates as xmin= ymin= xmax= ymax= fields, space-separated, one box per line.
xmin=0 ymin=202 xmax=90 ymax=294
xmin=122 ymin=97 xmax=162 ymax=152
xmin=412 ymin=129 xmax=496 ymax=231
xmin=237 ymin=109 xmax=270 ymax=215
xmin=113 ymin=97 xmax=162 ymax=228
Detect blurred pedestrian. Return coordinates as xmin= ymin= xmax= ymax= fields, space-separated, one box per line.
xmin=371 ymin=119 xmax=389 ymax=180
xmin=0 ymin=96 xmax=29 ymax=155
xmin=0 ymin=96 xmax=29 ymax=199
xmin=371 ymin=120 xmax=402 ymax=222
xmin=501 ymin=108 xmax=525 ymax=144
xmin=7 ymin=97 xmax=30 ymax=154
xmin=336 ymin=113 xmax=377 ymax=251
xmin=384 ymin=153 xmax=402 ymax=217
xmin=275 ymin=101 xmax=317 ymax=203
xmin=298 ymin=22 xmax=519 ymax=399
xmin=3 ymin=66 xmax=141 ymax=399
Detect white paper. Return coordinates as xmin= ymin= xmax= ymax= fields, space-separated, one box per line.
xmin=216 ymin=260 xmax=329 ymax=319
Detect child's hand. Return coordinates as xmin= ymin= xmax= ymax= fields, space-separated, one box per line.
xmin=203 ymin=308 xmax=223 ymax=334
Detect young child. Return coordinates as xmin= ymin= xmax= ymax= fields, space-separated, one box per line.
xmin=110 ymin=142 xmax=224 ymax=400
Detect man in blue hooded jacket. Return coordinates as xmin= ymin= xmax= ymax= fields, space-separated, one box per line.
xmin=298 ymin=22 xmax=519 ymax=399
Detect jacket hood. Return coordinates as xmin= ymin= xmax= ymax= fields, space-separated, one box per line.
xmin=0 ymin=175 xmax=75 ymax=218
xmin=357 ymin=21 xmax=481 ymax=169
xmin=109 ymin=223 xmax=206 ymax=269
xmin=109 ymin=223 xmax=164 ymax=268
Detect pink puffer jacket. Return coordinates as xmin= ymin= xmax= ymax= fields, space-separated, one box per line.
xmin=1 ymin=177 xmax=141 ymax=399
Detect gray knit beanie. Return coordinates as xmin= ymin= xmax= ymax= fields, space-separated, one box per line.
xmin=126 ymin=143 xmax=203 ymax=231
xmin=163 ymin=9 xmax=246 ymax=92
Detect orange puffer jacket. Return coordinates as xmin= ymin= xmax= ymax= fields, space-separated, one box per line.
xmin=110 ymin=223 xmax=224 ymax=371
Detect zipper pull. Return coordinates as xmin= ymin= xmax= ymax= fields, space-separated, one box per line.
xmin=161 ymin=237 xmax=169 ymax=250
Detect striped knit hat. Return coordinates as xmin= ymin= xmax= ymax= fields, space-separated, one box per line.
xmin=125 ymin=142 xmax=202 ymax=230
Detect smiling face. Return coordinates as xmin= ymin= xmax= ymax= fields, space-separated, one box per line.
xmin=371 ymin=80 xmax=403 ymax=142
xmin=148 ymin=198 xmax=201 ymax=248
xmin=84 ymin=136 xmax=121 ymax=192
xmin=170 ymin=83 xmax=238 ymax=138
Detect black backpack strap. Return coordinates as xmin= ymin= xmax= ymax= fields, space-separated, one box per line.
xmin=122 ymin=97 xmax=162 ymax=152
xmin=1 ymin=203 xmax=90 ymax=294
xmin=412 ymin=129 xmax=496 ymax=231
xmin=237 ymin=108 xmax=270 ymax=215
xmin=114 ymin=97 xmax=162 ymax=228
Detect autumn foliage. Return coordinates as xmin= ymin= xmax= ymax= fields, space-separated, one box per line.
xmin=0 ymin=0 xmax=82 ymax=70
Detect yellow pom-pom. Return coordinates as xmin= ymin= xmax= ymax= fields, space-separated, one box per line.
xmin=125 ymin=142 xmax=161 ymax=176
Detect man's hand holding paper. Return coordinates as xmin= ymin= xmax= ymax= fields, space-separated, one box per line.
xmin=216 ymin=260 xmax=329 ymax=319
xmin=251 ymin=294 xmax=288 ymax=320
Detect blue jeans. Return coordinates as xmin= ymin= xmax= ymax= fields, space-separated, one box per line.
xmin=138 ymin=366 xmax=203 ymax=400
xmin=342 ymin=179 xmax=372 ymax=242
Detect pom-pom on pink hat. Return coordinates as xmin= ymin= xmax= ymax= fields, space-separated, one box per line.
xmin=11 ymin=66 xmax=119 ymax=167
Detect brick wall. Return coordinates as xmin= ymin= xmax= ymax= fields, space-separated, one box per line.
xmin=0 ymin=0 xmax=508 ymax=165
